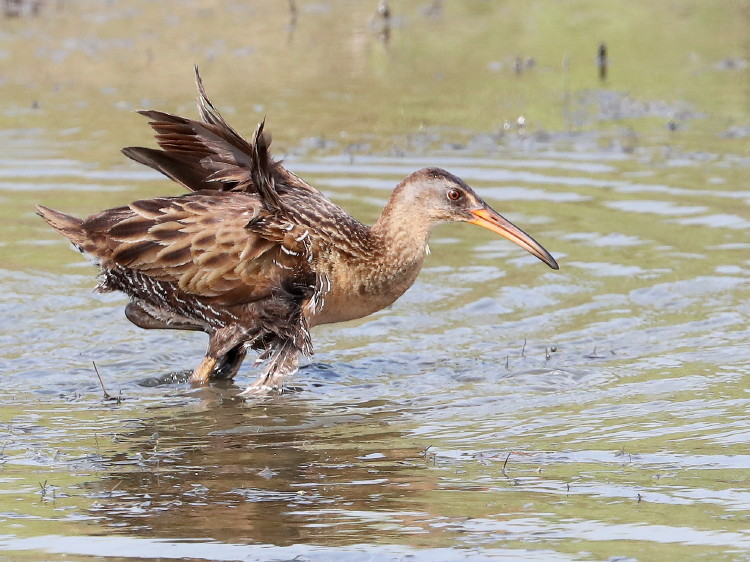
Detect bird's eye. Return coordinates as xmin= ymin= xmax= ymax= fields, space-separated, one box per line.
xmin=447 ymin=188 xmax=462 ymax=201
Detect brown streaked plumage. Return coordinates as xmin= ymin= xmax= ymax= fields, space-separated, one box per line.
xmin=37 ymin=69 xmax=559 ymax=395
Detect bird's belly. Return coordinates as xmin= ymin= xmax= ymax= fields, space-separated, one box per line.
xmin=311 ymin=272 xmax=410 ymax=325
xmin=311 ymin=290 xmax=399 ymax=326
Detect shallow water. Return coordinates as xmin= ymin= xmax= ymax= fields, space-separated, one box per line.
xmin=1 ymin=1 xmax=750 ymax=560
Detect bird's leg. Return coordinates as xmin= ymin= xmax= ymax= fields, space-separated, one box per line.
xmin=211 ymin=343 xmax=248 ymax=380
xmin=190 ymin=327 xmax=246 ymax=384
xmin=126 ymin=302 xmax=244 ymax=383
xmin=191 ymin=356 xmax=218 ymax=384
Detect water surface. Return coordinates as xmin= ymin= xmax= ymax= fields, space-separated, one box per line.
xmin=1 ymin=1 xmax=749 ymax=560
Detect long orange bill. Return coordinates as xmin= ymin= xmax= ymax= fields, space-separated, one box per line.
xmin=469 ymin=207 xmax=559 ymax=270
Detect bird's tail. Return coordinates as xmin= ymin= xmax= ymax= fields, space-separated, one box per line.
xmin=36 ymin=205 xmax=90 ymax=250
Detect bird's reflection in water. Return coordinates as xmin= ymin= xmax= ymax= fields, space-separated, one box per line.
xmin=83 ymin=369 xmax=440 ymax=546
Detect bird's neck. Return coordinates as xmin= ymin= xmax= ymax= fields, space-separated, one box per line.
xmin=371 ymin=193 xmax=432 ymax=255
xmin=370 ymin=194 xmax=433 ymax=268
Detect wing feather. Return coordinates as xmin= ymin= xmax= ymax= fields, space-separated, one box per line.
xmin=121 ymin=68 xmax=323 ymax=204
xmin=81 ymin=192 xmax=313 ymax=306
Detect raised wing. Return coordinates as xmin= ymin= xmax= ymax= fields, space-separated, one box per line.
xmin=121 ymin=67 xmax=320 ymax=201
xmin=82 ymin=192 xmax=316 ymax=306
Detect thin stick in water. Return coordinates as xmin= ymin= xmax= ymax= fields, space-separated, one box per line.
xmin=92 ymin=361 xmax=120 ymax=402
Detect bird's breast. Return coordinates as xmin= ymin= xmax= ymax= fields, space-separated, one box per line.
xmin=308 ymin=249 xmax=425 ymax=327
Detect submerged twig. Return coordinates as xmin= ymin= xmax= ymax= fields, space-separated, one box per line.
xmin=420 ymin=445 xmax=437 ymax=465
xmin=92 ymin=361 xmax=123 ymax=403
xmin=286 ymin=0 xmax=297 ymax=43
xmin=501 ymin=451 xmax=512 ymax=476
xmin=521 ymin=338 xmax=527 ymax=358
xmin=39 ymin=480 xmax=54 ymax=501
xmin=597 ymin=42 xmax=608 ymax=82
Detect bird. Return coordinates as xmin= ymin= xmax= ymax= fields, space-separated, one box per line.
xmin=37 ymin=69 xmax=559 ymax=396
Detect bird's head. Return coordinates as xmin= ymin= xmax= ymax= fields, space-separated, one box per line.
xmin=395 ymin=167 xmax=559 ymax=270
